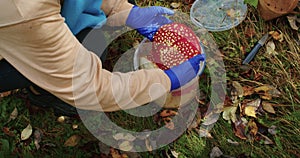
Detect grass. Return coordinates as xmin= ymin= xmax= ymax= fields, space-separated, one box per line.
xmin=0 ymin=1 xmax=299 ymax=158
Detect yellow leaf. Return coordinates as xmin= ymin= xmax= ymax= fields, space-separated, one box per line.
xmin=262 ymin=102 xmax=276 ymax=114
xmin=244 ymin=106 xmax=257 ymax=118
xmin=21 ymin=124 xmax=33 ymax=140
xmin=269 ymin=31 xmax=284 ymax=42
xmin=222 ymin=106 xmax=238 ymax=122
xmin=119 ymin=141 xmax=133 ymax=151
xmin=64 ymin=135 xmax=81 ymax=147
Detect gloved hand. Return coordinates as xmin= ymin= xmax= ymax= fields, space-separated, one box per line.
xmin=126 ymin=6 xmax=174 ymax=41
xmin=164 ymin=54 xmax=206 ymax=91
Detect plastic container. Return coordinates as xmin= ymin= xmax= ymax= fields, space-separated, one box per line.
xmin=133 ymin=38 xmax=206 ymax=108
xmin=190 ymin=0 xmax=248 ymax=31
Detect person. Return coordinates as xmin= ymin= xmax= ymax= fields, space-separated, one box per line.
xmin=0 ymin=0 xmax=204 ymax=115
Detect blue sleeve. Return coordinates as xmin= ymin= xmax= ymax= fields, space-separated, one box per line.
xmin=61 ymin=0 xmax=107 ymax=35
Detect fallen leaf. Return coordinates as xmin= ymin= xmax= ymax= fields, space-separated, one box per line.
xmin=223 ymin=106 xmax=238 ymax=122
xmin=243 ymin=99 xmax=261 ymax=117
xmin=145 ymin=138 xmax=152 ymax=152
xmin=0 ymin=91 xmax=11 ymax=98
xmin=233 ymin=120 xmax=247 ymax=140
xmin=170 ymin=2 xmax=181 ymax=9
xmin=242 ymin=86 xmax=255 ymax=96
xmin=287 ymin=15 xmax=299 ymax=31
xmin=57 ymin=116 xmax=66 ymax=123
xmin=244 ymin=106 xmax=257 ymax=118
xmin=227 ymin=139 xmax=239 ymax=146
xmin=171 ymin=150 xmax=180 ymax=158
xmin=198 ymin=127 xmax=213 ymax=138
xmin=248 ymin=119 xmax=258 ymax=136
xmin=262 ymin=101 xmax=276 ymax=114
xmin=163 ymin=117 xmax=175 ymax=130
xmin=21 ymin=124 xmax=33 ymax=141
xmin=110 ymin=148 xmax=128 ymax=158
xmin=232 ymin=81 xmax=244 ymax=98
xmin=113 ymin=133 xmax=136 ymax=142
xmin=72 ymin=124 xmax=78 ymax=130
xmin=3 ymin=127 xmax=15 ymax=137
xmin=210 ymin=146 xmax=223 ymax=158
xmin=119 ymin=141 xmax=133 ymax=152
xmin=160 ymin=110 xmax=178 ymax=117
xmin=269 ymin=31 xmax=284 ymax=42
xmin=7 ymin=107 xmax=18 ymax=123
xmin=245 ymin=27 xmax=256 ymax=38
xmin=268 ymin=125 xmax=277 ymax=135
xmin=255 ymin=85 xmax=281 ymax=100
xmin=266 ymin=40 xmax=278 ymax=55
xmin=34 ymin=129 xmax=42 ymax=150
xmin=64 ymin=135 xmax=81 ymax=147
xmin=258 ymin=133 xmax=274 ymax=145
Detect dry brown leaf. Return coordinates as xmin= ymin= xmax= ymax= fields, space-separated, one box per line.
xmin=258 ymin=133 xmax=274 ymax=145
xmin=110 ymin=148 xmax=128 ymax=158
xmin=210 ymin=146 xmax=223 ymax=158
xmin=248 ymin=120 xmax=258 ymax=136
xmin=64 ymin=135 xmax=81 ymax=147
xmin=245 ymin=27 xmax=256 ymax=38
xmin=262 ymin=101 xmax=276 ymax=114
xmin=232 ymin=81 xmax=244 ymax=98
xmin=3 ymin=127 xmax=15 ymax=137
xmin=198 ymin=128 xmax=213 ymax=138
xmin=170 ymin=150 xmax=180 ymax=158
xmin=242 ymin=86 xmax=255 ymax=96
xmin=7 ymin=107 xmax=18 ymax=123
xmin=266 ymin=40 xmax=278 ymax=56
xmin=227 ymin=139 xmax=239 ymax=146
xmin=268 ymin=125 xmax=277 ymax=135
xmin=287 ymin=15 xmax=299 ymax=31
xmin=254 ymin=85 xmax=281 ymax=100
xmin=145 ymin=138 xmax=152 ymax=152
xmin=269 ymin=31 xmax=284 ymax=42
xmin=34 ymin=129 xmax=42 ymax=150
xmin=0 ymin=91 xmax=11 ymax=98
xmin=170 ymin=2 xmax=181 ymax=9
xmin=21 ymin=124 xmax=33 ymax=141
xmin=160 ymin=110 xmax=178 ymax=117
xmin=163 ymin=117 xmax=175 ymax=130
xmin=233 ymin=120 xmax=247 ymax=140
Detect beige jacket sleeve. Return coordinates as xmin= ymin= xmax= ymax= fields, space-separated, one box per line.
xmin=0 ymin=0 xmax=171 ymax=112
xmin=101 ymin=0 xmax=134 ymax=26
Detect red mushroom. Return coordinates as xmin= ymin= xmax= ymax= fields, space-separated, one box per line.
xmin=147 ymin=23 xmax=202 ymax=70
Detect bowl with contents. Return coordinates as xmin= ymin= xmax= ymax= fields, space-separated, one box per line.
xmin=190 ymin=0 xmax=248 ymax=31
xmin=134 ymin=22 xmax=206 ymax=108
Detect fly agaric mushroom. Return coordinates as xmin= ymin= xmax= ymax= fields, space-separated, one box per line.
xmin=147 ymin=23 xmax=202 ymax=70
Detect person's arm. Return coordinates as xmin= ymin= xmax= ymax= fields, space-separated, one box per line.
xmin=101 ymin=0 xmax=134 ymax=26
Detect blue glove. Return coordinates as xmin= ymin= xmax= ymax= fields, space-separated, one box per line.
xmin=164 ymin=54 xmax=206 ymax=91
xmin=126 ymin=6 xmax=174 ymax=41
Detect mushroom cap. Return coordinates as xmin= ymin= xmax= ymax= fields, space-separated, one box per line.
xmin=148 ymin=23 xmax=202 ymax=70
